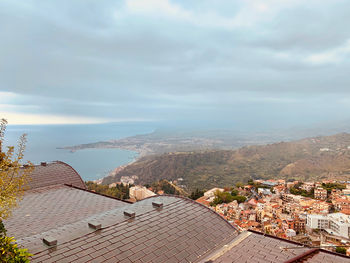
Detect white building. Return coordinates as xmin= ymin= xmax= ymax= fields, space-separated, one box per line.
xmin=286 ymin=229 xmax=296 ymax=238
xmin=326 ymin=213 xmax=350 ymax=239
xmin=129 ymin=186 xmax=156 ymax=200
xmin=204 ymin=188 xmax=224 ymax=198
xmin=307 ymin=213 xmax=350 ymax=239
xmin=306 ymin=214 xmax=329 ymax=230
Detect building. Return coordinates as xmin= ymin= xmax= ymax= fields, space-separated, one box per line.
xmin=314 ymin=187 xmax=328 ymax=200
xmin=4 ymin=161 xmax=350 ymax=263
xmin=129 ymin=185 xmax=156 ymax=200
xmin=286 ymin=229 xmax=296 ymax=238
xmin=301 ymin=182 xmax=315 ymax=192
xmin=203 ymin=187 xmax=224 ymax=198
xmin=307 ymin=212 xmax=350 ymax=239
xmin=306 ymin=214 xmax=329 ymax=230
xmin=326 ymin=213 xmax=350 ymax=239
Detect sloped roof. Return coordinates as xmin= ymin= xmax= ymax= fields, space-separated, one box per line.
xmin=26 ymin=161 xmax=86 ymax=190
xmin=4 ymin=184 xmax=128 ymax=243
xmin=12 ymin=194 xmax=238 ymax=263
xmin=202 ymin=230 xmax=350 ymax=263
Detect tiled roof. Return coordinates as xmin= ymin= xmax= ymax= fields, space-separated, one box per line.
xmin=4 ymin=185 xmax=128 ymax=245
xmin=302 ymin=251 xmax=350 ymax=263
xmin=203 ymin=230 xmax=350 ymax=263
xmin=10 ymin=192 xmax=238 ymax=263
xmin=25 ymin=161 xmax=86 ymax=190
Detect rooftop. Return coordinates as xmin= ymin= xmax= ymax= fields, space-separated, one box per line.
xmin=4 ymin=184 xmax=128 ymax=242
xmin=202 ymin=230 xmax=350 ymax=263
xmin=25 ymin=161 xmax=86 ymax=190
xmin=25 ymin=195 xmax=239 ymax=263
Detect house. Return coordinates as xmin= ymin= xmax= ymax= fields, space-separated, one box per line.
xmin=129 ymin=185 xmax=156 ymax=200
xmin=301 ymin=182 xmax=315 ymax=192
xmin=314 ymin=187 xmax=328 ymax=200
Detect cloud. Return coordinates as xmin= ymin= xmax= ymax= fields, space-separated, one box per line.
xmin=0 ymin=112 xmax=116 ymax=125
xmin=304 ymin=39 xmax=350 ymax=65
xmin=0 ymin=0 xmax=350 ymax=126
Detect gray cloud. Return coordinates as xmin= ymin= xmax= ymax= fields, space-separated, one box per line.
xmin=1 ymin=0 xmax=350 ymax=126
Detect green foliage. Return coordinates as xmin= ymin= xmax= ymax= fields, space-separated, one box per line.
xmin=210 ymin=190 xmax=247 ymax=206
xmin=235 ymin=182 xmax=244 ymax=188
xmin=231 ymin=189 xmax=239 ymax=196
xmin=322 ymin=183 xmax=346 ymax=194
xmin=150 ymin=180 xmax=183 ymax=195
xmin=190 ymin=188 xmax=204 ymax=200
xmin=335 ymin=247 xmax=347 ymax=255
xmin=232 ymin=195 xmax=247 ymax=203
xmin=0 ymin=222 xmax=32 ymax=262
xmin=0 ymin=235 xmax=32 ymax=262
xmin=0 ymin=221 xmax=6 ymax=236
xmin=0 ymin=119 xmax=33 ymax=220
xmin=86 ymin=181 xmax=130 ymax=199
xmin=290 ymin=185 xmax=314 ymax=198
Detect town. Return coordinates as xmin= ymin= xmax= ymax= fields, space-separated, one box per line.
xmin=194 ymin=179 xmax=350 ymax=256
xmin=96 ymin=176 xmax=350 ymax=256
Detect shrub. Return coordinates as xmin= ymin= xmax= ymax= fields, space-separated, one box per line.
xmin=0 ymin=222 xmax=32 ymax=262
xmin=335 ymin=247 xmax=347 ymax=255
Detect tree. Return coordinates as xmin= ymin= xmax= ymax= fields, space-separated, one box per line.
xmin=231 ymin=189 xmax=239 ymax=196
xmin=0 ymin=119 xmax=33 ymax=262
xmin=235 ymin=182 xmax=244 ymax=188
xmin=190 ymin=188 xmax=204 ymax=200
xmin=335 ymin=247 xmax=347 ymax=255
xmin=0 ymin=119 xmax=33 ymax=220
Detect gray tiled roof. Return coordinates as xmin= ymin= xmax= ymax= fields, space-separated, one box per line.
xmin=25 ymin=161 xmax=86 ymax=190
xmin=211 ymin=231 xmax=309 ymax=263
xmin=303 ymin=251 xmax=350 ymax=263
xmin=21 ymin=194 xmax=238 ymax=263
xmin=4 ymin=185 xmax=128 ymax=247
xmin=208 ymin=231 xmax=350 ymax=263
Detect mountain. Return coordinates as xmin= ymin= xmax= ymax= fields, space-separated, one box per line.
xmin=102 ymin=133 xmax=350 ymax=191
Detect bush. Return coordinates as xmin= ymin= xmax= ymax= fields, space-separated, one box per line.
xmin=190 ymin=189 xmax=204 ymax=200
xmin=0 ymin=222 xmax=32 ymax=262
xmin=336 ymin=247 xmax=347 ymax=255
xmin=210 ymin=190 xmax=247 ymax=206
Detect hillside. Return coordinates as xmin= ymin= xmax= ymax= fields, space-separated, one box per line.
xmin=102 ymin=133 xmax=350 ymax=191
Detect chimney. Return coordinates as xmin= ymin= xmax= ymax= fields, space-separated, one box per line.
xmin=41 ymin=162 xmax=47 ymax=166
xmin=152 ymin=201 xmax=163 ymax=208
xmin=124 ymin=210 xmax=136 ymax=218
xmin=88 ymin=221 xmax=102 ymax=230
xmin=43 ymin=236 xmax=57 ymax=247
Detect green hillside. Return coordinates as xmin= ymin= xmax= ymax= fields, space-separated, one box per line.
xmin=102 ymin=133 xmax=350 ymax=191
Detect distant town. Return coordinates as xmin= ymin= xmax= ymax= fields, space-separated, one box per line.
xmin=96 ymin=177 xmax=350 ymax=256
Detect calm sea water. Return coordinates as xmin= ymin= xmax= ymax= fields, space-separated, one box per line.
xmin=3 ymin=122 xmax=156 ymax=181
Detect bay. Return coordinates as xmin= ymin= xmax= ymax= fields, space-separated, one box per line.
xmin=3 ymin=122 xmax=156 ymax=181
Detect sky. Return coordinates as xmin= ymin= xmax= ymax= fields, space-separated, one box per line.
xmin=1 ymin=0 xmax=350 ymax=128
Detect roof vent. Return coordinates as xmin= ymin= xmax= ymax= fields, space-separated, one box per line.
xmin=43 ymin=237 xmax=57 ymax=247
xmin=152 ymin=201 xmax=163 ymax=208
xmin=88 ymin=221 xmax=102 ymax=230
xmin=124 ymin=210 xmax=136 ymax=218
xmin=41 ymin=162 xmax=47 ymax=166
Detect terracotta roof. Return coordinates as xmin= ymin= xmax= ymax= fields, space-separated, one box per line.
xmin=25 ymin=161 xmax=86 ymax=190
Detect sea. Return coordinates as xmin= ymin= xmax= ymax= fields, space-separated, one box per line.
xmin=3 ymin=122 xmax=156 ymax=181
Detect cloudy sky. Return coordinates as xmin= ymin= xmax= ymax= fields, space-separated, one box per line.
xmin=1 ymin=0 xmax=350 ymax=127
